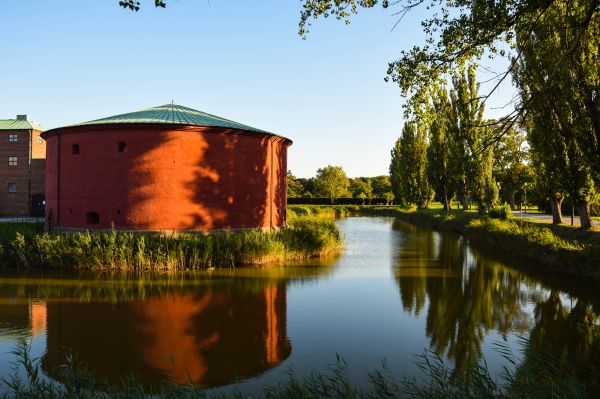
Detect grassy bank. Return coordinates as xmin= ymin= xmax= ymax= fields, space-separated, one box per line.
xmin=290 ymin=205 xmax=600 ymax=284
xmin=3 ymin=339 xmax=597 ymax=399
xmin=0 ymin=218 xmax=342 ymax=270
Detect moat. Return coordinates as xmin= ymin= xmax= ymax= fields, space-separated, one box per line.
xmin=1 ymin=217 xmax=598 ymax=395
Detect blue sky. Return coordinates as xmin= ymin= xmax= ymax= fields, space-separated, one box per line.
xmin=1 ymin=0 xmax=514 ymax=178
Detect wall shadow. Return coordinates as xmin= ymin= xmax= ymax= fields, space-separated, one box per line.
xmin=49 ymin=125 xmax=289 ymax=231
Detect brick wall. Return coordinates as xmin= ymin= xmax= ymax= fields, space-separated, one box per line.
xmin=0 ymin=129 xmax=46 ymax=216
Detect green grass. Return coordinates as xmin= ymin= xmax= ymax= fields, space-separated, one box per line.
xmin=289 ymin=204 xmax=600 ymax=284
xmin=288 ymin=205 xmax=360 ymax=220
xmin=0 ymin=218 xmax=342 ymax=270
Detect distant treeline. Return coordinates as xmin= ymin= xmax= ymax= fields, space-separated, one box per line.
xmin=288 ymin=197 xmax=390 ymax=205
xmin=288 ymin=168 xmax=395 ymax=204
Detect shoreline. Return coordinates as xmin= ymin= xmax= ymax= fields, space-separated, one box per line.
xmin=289 ymin=205 xmax=600 ymax=284
xmin=0 ymin=216 xmax=343 ymax=270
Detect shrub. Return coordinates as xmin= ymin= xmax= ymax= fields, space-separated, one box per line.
xmin=488 ymin=203 xmax=513 ymax=220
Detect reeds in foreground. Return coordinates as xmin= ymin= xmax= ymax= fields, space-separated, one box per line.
xmin=2 ymin=337 xmax=598 ymax=398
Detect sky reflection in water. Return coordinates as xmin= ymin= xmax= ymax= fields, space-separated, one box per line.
xmin=0 ymin=217 xmax=598 ymax=394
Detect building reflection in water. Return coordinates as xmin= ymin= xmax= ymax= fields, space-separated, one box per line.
xmin=42 ymin=281 xmax=291 ymax=388
xmin=0 ymin=299 xmax=47 ymax=337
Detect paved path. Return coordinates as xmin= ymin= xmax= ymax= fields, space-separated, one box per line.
xmin=513 ymin=211 xmax=598 ymax=227
xmin=0 ymin=217 xmax=44 ymax=223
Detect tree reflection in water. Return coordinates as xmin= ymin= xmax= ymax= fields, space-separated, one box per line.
xmin=391 ymin=219 xmax=600 ymax=376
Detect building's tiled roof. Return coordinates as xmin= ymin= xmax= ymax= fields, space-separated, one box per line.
xmin=0 ymin=119 xmax=44 ymax=131
xmin=70 ymin=104 xmax=271 ymax=135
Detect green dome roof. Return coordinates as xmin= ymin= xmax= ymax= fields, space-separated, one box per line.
xmin=44 ymin=104 xmax=290 ymax=142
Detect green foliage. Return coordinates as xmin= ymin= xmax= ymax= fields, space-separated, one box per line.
xmin=118 ymin=0 xmax=165 ymax=12
xmin=450 ymin=66 xmax=498 ymax=213
xmin=389 ymin=121 xmax=432 ymax=208
xmin=0 ymin=219 xmax=342 ymax=270
xmin=349 ymin=177 xmax=373 ymax=199
xmin=288 ymin=205 xmax=360 ymax=220
xmin=493 ymin=126 xmax=533 ymax=209
xmin=514 ymin=0 xmax=599 ymax=228
xmin=298 ymin=0 xmax=599 ymax=125
xmin=488 ymin=204 xmax=513 ymax=220
xmin=426 ymin=86 xmax=455 ymax=210
xmin=314 ymin=165 xmax=351 ymax=202
xmin=287 ymin=171 xmax=305 ymax=198
xmin=370 ymin=175 xmax=392 ymax=197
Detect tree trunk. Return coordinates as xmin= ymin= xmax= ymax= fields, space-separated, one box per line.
xmin=443 ymin=187 xmax=450 ymax=212
xmin=509 ymin=191 xmax=516 ymax=211
xmin=549 ymin=196 xmax=563 ymax=224
xmin=576 ymin=199 xmax=592 ymax=229
xmin=477 ymin=201 xmax=487 ymax=214
xmin=461 ymin=194 xmax=468 ymax=211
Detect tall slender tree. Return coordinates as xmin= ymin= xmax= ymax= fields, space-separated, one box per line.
xmin=390 ymin=121 xmax=432 ymax=208
xmin=427 ymin=86 xmax=455 ymax=211
xmin=450 ymin=67 xmax=498 ymax=213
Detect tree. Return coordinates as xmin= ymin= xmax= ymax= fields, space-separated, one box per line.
xmin=287 ymin=171 xmax=305 ymax=198
xmin=371 ymin=175 xmax=392 ymax=197
xmin=119 ymin=0 xmax=165 ymax=11
xmin=426 ymin=86 xmax=455 ymax=211
xmin=384 ymin=191 xmax=395 ymax=205
xmin=389 ymin=121 xmax=432 ymax=208
xmin=314 ymin=165 xmax=351 ymax=202
xmin=390 ymin=137 xmax=405 ymax=206
xmin=514 ymin=0 xmax=598 ymax=227
xmin=450 ymin=67 xmax=498 ymax=214
xmin=493 ymin=126 xmax=533 ymax=210
xmin=349 ymin=178 xmax=373 ymax=202
xmin=299 ymin=0 xmax=600 ymax=135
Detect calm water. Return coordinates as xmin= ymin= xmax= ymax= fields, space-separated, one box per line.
xmin=0 ymin=217 xmax=599 ymax=394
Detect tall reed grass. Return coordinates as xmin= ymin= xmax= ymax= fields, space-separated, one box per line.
xmin=2 ymin=337 xmax=597 ymax=398
xmin=0 ymin=218 xmax=342 ymax=270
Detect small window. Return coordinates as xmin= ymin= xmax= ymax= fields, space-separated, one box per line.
xmin=8 ymin=156 xmax=17 ymax=166
xmin=86 ymin=212 xmax=100 ymax=224
xmin=116 ymin=209 xmax=121 ymax=215
xmin=118 ymin=142 xmax=127 ymax=153
xmin=8 ymin=134 xmax=17 ymax=143
xmin=72 ymin=144 xmax=80 ymax=155
xmin=7 ymin=183 xmax=16 ymax=193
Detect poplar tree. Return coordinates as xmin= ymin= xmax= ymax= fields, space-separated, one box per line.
xmin=449 ymin=67 xmax=498 ymax=213
xmin=514 ymin=0 xmax=598 ymax=227
xmin=390 ymin=121 xmax=432 ymax=208
xmin=426 ymin=86 xmax=455 ymax=211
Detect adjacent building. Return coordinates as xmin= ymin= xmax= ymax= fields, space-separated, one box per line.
xmin=42 ymin=104 xmax=292 ymax=231
xmin=0 ymin=115 xmax=45 ymax=216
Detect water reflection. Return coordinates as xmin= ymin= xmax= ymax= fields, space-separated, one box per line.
xmin=522 ymin=292 xmax=600 ymax=379
xmin=0 ymin=300 xmax=47 ymax=337
xmin=391 ymin=219 xmax=600 ymax=375
xmin=43 ymin=283 xmax=290 ymax=387
xmin=0 ymin=264 xmax=335 ymax=389
xmin=0 ymin=217 xmax=599 ymax=392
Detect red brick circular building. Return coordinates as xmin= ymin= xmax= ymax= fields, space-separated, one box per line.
xmin=41 ymin=104 xmax=292 ymax=231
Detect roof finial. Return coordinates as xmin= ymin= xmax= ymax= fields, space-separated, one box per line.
xmin=171 ymin=99 xmax=174 ymax=104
